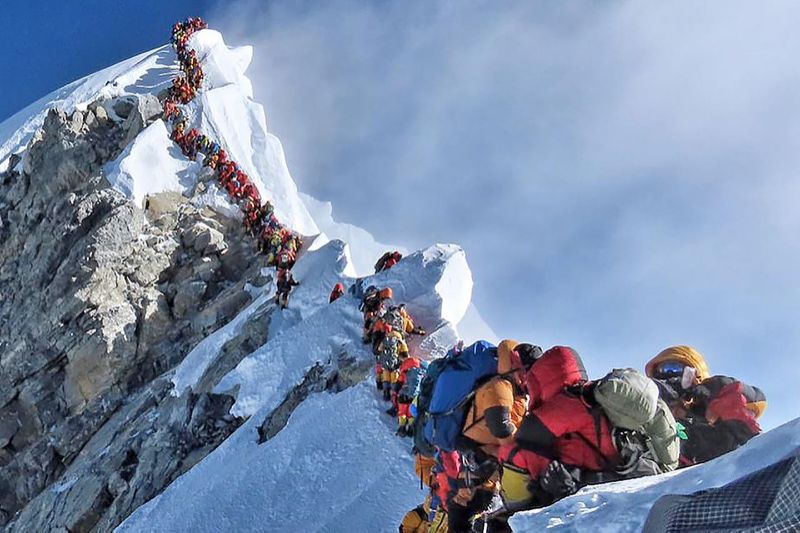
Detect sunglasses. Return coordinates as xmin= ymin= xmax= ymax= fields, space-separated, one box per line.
xmin=654 ymin=360 xmax=687 ymax=379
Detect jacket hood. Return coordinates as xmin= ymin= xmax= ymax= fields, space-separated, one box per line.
xmin=497 ymin=339 xmax=519 ymax=374
xmin=525 ymin=346 xmax=587 ymax=407
xmin=646 ymin=345 xmax=710 ymax=384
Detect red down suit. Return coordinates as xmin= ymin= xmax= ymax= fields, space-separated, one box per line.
xmin=499 ymin=346 xmax=619 ymax=479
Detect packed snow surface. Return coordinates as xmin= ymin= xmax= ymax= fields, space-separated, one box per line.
xmin=511 ymin=416 xmax=800 ymax=532
xmin=116 ymin=382 xmax=423 ymax=533
xmin=104 ymin=120 xmax=203 ymax=208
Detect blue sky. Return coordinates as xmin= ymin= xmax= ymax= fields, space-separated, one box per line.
xmin=0 ymin=0 xmax=216 ymax=121
xmin=2 ymin=1 xmax=798 ymax=430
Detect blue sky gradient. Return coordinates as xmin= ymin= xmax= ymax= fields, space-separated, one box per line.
xmin=1 ymin=1 xmax=797 ymax=430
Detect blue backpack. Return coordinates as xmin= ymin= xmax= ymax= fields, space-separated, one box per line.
xmin=422 ymin=340 xmax=498 ymax=452
xmin=413 ymin=357 xmax=451 ymax=457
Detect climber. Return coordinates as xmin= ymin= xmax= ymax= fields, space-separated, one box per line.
xmin=396 ymin=356 xmax=426 ymax=436
xmin=170 ymin=120 xmax=186 ymax=143
xmin=645 ymin=345 xmax=766 ymax=465
xmin=240 ymin=181 xmax=261 ymax=206
xmin=439 ymin=341 xmax=541 ymax=532
xmin=369 ymin=306 xmax=405 ymax=355
xmin=460 ymin=341 xmax=542 ymax=456
xmin=497 ymin=346 xmax=618 ymax=512
xmin=225 ymin=169 xmax=246 ymax=198
xmin=275 ymin=268 xmax=299 ymax=310
xmin=375 ymin=304 xmax=426 ymax=344
xmin=181 ymin=129 xmax=200 ymax=159
xmin=399 ymin=304 xmax=427 ymax=336
xmin=377 ymin=326 xmax=409 ymax=410
xmin=361 ymin=287 xmax=393 ymax=343
xmin=218 ymin=161 xmax=236 ymax=190
xmin=265 ymin=231 xmax=284 ymax=265
xmin=329 ymin=283 xmax=345 ymax=303
xmin=275 ymin=246 xmax=296 ymax=270
xmin=242 ymin=198 xmax=262 ymax=234
xmin=374 ymin=250 xmax=403 ymax=273
xmin=163 ymin=100 xmax=180 ymax=121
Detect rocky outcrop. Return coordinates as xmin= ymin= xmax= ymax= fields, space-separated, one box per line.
xmin=4 ymin=378 xmax=243 ymax=533
xmin=0 ymin=99 xmax=270 ymax=529
xmin=256 ymin=351 xmax=372 ymax=444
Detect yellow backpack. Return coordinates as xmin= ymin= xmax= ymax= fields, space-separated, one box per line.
xmin=499 ymin=449 xmax=535 ymax=508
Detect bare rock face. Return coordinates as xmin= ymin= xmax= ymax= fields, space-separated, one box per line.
xmin=0 ymin=100 xmax=267 ymax=530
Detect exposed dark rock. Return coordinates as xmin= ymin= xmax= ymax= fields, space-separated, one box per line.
xmin=0 ymin=99 xmax=266 ymax=529
xmin=256 ymin=353 xmax=371 ymax=444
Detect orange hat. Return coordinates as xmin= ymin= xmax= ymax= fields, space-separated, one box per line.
xmin=378 ymin=287 xmax=393 ymax=300
xmin=645 ymin=345 xmax=710 ymax=384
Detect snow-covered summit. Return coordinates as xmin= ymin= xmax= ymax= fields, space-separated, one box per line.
xmin=0 ymin=45 xmax=175 ymax=166
xmin=0 ymin=29 xmax=319 ymax=237
xmin=101 ymin=29 xmax=319 ymax=235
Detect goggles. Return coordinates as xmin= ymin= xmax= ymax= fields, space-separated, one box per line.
xmin=654 ymin=360 xmax=687 ymax=379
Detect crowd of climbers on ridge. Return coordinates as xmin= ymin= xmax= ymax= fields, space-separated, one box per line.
xmin=164 ymin=17 xmax=303 ymax=294
xmin=167 ymin=18 xmax=768 ymax=533
xmin=349 ymin=257 xmax=767 ymax=533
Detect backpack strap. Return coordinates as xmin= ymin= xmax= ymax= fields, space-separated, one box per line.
xmin=572 ymin=404 xmax=615 ymax=471
xmin=505 ymin=446 xmax=521 ymax=465
xmin=430 ymin=389 xmax=478 ymax=446
xmin=462 ymin=395 xmax=484 ymax=433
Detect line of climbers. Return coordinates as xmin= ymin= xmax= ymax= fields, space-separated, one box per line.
xmin=387 ymin=336 xmax=767 ymax=532
xmin=166 ymin=19 xmax=768 ymax=532
xmin=329 ymin=251 xmax=424 ymax=435
xmin=358 ymin=283 xmax=430 ymax=436
xmin=164 ymin=17 xmax=303 ymax=281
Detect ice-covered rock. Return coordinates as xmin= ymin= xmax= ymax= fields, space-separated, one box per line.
xmin=116 ymin=382 xmax=424 ymax=533
xmin=105 ymin=119 xmax=202 ymax=208
xmin=366 ymin=244 xmax=472 ymax=327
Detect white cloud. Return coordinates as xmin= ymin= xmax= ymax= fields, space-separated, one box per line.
xmin=212 ymin=0 xmax=800 ymax=429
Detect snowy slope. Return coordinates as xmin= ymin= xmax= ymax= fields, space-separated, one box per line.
xmin=299 ymin=192 xmax=498 ymax=343
xmin=119 ymin=242 xmax=471 ymax=533
xmin=116 ymin=382 xmax=424 ymax=533
xmin=300 ymin=192 xmax=408 ymax=276
xmin=511 ymin=417 xmax=800 ymax=532
xmin=99 ymin=29 xmax=319 ymax=235
xmin=0 ymin=45 xmax=176 ymax=167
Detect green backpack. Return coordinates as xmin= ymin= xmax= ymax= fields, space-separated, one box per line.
xmin=384 ymin=306 xmax=405 ymax=333
xmin=594 ymin=368 xmax=680 ymax=477
xmin=378 ymin=335 xmax=402 ymax=371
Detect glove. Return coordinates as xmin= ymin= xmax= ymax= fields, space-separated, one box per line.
xmin=539 ymin=461 xmax=581 ymax=499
